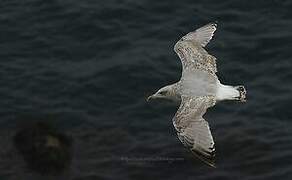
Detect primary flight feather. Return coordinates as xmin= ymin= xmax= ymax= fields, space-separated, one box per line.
xmin=147 ymin=23 xmax=247 ymax=167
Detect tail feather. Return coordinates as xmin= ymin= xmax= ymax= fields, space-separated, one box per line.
xmin=236 ymin=86 xmax=247 ymax=102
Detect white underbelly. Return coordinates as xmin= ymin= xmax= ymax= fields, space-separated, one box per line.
xmin=179 ymin=69 xmax=217 ymax=97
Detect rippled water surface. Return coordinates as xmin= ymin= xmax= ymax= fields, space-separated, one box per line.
xmin=0 ymin=0 xmax=292 ymax=179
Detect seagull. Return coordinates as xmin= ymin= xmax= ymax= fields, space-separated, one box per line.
xmin=147 ymin=23 xmax=247 ymax=167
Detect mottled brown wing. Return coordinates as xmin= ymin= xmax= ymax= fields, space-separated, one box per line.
xmin=174 ymin=23 xmax=218 ymax=77
xmin=173 ymin=96 xmax=216 ymax=167
xmin=182 ymin=23 xmax=217 ymax=47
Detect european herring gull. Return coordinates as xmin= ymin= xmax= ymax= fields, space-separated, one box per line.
xmin=147 ymin=23 xmax=247 ymax=167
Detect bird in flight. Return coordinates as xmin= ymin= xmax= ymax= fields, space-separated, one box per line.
xmin=147 ymin=23 xmax=246 ymax=167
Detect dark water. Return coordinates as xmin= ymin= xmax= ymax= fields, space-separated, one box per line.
xmin=0 ymin=0 xmax=292 ymax=179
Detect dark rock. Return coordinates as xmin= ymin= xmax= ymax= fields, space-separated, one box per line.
xmin=13 ymin=121 xmax=72 ymax=175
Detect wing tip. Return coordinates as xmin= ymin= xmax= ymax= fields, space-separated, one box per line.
xmin=190 ymin=148 xmax=216 ymax=168
xmin=209 ymin=22 xmax=217 ymax=28
xmin=205 ymin=22 xmax=217 ymax=32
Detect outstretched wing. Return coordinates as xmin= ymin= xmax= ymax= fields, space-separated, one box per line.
xmin=182 ymin=23 xmax=217 ymax=47
xmin=173 ymin=96 xmax=216 ymax=167
xmin=174 ymin=23 xmax=217 ymax=77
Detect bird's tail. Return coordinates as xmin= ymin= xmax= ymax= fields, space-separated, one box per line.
xmin=236 ymin=85 xmax=247 ymax=102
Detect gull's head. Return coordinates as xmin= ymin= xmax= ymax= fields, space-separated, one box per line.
xmin=147 ymin=85 xmax=174 ymax=101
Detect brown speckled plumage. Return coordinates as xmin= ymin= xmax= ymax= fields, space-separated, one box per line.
xmin=171 ymin=23 xmax=218 ymax=167
xmin=148 ymin=23 xmax=246 ymax=167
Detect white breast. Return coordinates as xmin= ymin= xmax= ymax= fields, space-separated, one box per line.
xmin=180 ymin=69 xmax=217 ymax=97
